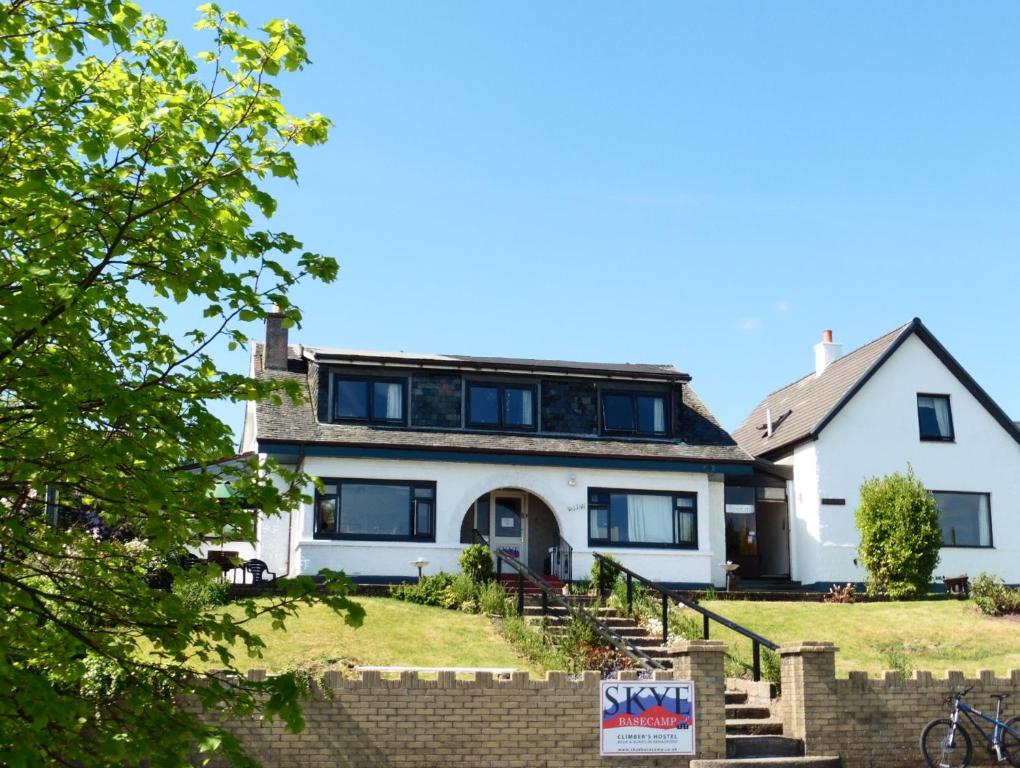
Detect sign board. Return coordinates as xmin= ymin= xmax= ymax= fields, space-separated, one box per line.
xmin=599 ymin=680 xmax=695 ymax=756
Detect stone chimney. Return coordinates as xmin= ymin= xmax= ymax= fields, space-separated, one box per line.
xmin=814 ymin=329 xmax=842 ymax=376
xmin=264 ymin=305 xmax=289 ymax=371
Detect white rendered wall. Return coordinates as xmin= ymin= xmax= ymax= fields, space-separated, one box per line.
xmin=263 ymin=456 xmax=728 ymax=586
xmin=795 ymin=333 xmax=1020 ymax=585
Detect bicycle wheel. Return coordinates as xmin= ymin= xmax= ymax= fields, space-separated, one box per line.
xmin=920 ymin=718 xmax=972 ymax=768
xmin=1002 ymin=715 xmax=1020 ymax=767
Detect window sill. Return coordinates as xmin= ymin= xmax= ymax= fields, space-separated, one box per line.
xmin=940 ymin=544 xmax=994 ymax=549
xmin=919 ymin=437 xmax=955 ymax=443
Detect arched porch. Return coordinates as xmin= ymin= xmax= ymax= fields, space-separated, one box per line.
xmin=459 ymin=487 xmax=567 ymax=578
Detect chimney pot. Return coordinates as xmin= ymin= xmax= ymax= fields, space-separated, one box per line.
xmin=264 ymin=307 xmax=289 ymax=371
xmin=823 ymin=329 xmax=833 ymax=343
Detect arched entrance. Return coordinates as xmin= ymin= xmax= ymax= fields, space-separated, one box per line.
xmin=459 ymin=488 xmax=564 ymax=577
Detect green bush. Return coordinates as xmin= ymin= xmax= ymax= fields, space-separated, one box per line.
xmin=855 ymin=467 xmax=942 ymax=598
xmin=172 ymin=572 xmax=230 ymax=611
xmin=479 ymin=580 xmax=511 ymax=616
xmin=971 ymin=572 xmax=1020 ymax=616
xmin=761 ymin=648 xmax=782 ymax=691
xmin=389 ymin=572 xmax=457 ymax=606
xmin=441 ymin=572 xmax=480 ymax=611
xmin=590 ymin=554 xmax=621 ymax=597
xmin=459 ymin=544 xmax=494 ymax=584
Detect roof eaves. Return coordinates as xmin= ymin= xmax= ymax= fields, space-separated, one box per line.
xmin=910 ymin=320 xmax=1020 ymax=447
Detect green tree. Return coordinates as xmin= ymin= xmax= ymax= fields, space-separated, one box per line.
xmin=0 ymin=2 xmax=362 ymax=765
xmin=855 ymin=467 xmax=942 ymax=599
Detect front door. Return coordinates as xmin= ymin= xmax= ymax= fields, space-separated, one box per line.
xmin=489 ymin=492 xmax=527 ymax=563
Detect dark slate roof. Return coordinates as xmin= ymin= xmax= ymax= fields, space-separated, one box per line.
xmin=733 ymin=318 xmax=1020 ymax=459
xmin=302 ymin=346 xmax=690 ymax=381
xmin=253 ymin=344 xmax=750 ymax=465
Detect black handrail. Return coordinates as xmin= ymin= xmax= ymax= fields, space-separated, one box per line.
xmin=472 ymin=530 xmax=666 ymax=671
xmin=592 ymin=552 xmax=778 ymax=681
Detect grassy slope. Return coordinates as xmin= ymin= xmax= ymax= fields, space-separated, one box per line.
xmin=695 ymin=599 xmax=1020 ymax=677
xmin=197 ymin=597 xmax=531 ymax=673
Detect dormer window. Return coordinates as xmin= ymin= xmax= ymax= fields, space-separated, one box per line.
xmin=601 ymin=390 xmax=667 ymax=436
xmin=917 ymin=394 xmax=953 ymax=441
xmin=333 ymin=376 xmax=406 ymax=425
xmin=466 ymin=382 xmax=536 ymax=430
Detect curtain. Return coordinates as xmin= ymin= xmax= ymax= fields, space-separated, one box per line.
xmin=383 ymin=383 xmax=402 ymax=419
xmin=626 ymin=494 xmax=673 ymax=543
xmin=931 ymin=397 xmax=950 ymax=436
xmin=653 ymin=398 xmax=665 ymax=433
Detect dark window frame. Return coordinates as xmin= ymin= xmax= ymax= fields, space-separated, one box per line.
xmin=465 ymin=380 xmax=538 ymax=432
xmin=599 ymin=389 xmax=670 ymax=437
xmin=313 ymin=477 xmax=436 ymax=542
xmin=931 ymin=489 xmax=993 ymax=549
xmin=331 ymin=375 xmax=408 ymax=426
xmin=917 ymin=393 xmax=955 ymax=442
xmin=587 ymin=487 xmax=698 ymax=550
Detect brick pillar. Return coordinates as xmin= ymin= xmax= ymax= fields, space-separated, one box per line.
xmin=778 ymin=641 xmax=838 ymax=755
xmin=673 ymin=639 xmax=727 ymax=759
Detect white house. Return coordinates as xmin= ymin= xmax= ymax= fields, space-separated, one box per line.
xmin=233 ymin=311 xmax=754 ymax=587
xmin=732 ymin=319 xmax=1020 ymax=589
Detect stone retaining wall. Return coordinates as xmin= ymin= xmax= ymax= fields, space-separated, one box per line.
xmin=213 ymin=641 xmax=727 ymax=767
xmin=780 ymin=641 xmax=1020 ymax=768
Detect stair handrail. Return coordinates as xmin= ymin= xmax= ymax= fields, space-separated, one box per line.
xmin=592 ymin=552 xmax=778 ymax=681
xmin=471 ymin=530 xmax=666 ymax=671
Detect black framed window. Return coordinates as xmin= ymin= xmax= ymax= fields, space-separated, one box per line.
xmin=917 ymin=394 xmax=954 ymax=441
xmin=332 ymin=376 xmax=406 ymax=425
xmin=466 ymin=382 xmax=536 ymax=430
xmin=314 ymin=479 xmax=435 ymax=541
xmin=932 ymin=491 xmax=992 ymax=548
xmin=601 ymin=391 xmax=668 ymax=436
xmin=587 ymin=488 xmax=697 ymax=549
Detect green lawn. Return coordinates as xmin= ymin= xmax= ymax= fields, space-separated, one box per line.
xmin=692 ymin=599 xmax=1020 ymax=677
xmin=191 ymin=597 xmax=532 ymax=673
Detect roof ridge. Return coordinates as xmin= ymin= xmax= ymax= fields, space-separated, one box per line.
xmin=754 ymin=321 xmax=912 ymax=401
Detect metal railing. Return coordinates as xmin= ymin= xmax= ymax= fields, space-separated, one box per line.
xmin=549 ymin=534 xmax=573 ymax=584
xmin=472 ymin=530 xmax=667 ymax=671
xmin=592 ymin=552 xmax=778 ymax=681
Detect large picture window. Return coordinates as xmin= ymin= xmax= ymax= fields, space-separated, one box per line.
xmin=315 ymin=479 xmax=435 ymax=541
xmin=466 ymin=382 xmax=536 ymax=430
xmin=917 ymin=394 xmax=954 ymax=441
xmin=588 ymin=488 xmax=697 ymax=549
xmin=333 ymin=376 xmax=406 ymax=425
xmin=932 ymin=491 xmax=991 ymax=548
xmin=601 ymin=391 xmax=668 ymax=436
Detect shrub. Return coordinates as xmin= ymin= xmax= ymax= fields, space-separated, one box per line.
xmin=172 ymin=571 xmax=230 ymax=611
xmin=591 ymin=555 xmax=621 ymax=598
xmin=970 ymin=572 xmax=1020 ymax=616
xmin=855 ymin=467 xmax=942 ymax=598
xmin=441 ymin=572 xmax=480 ymax=612
xmin=459 ymin=544 xmax=494 ymax=584
xmin=479 ymin=580 xmax=511 ymax=616
xmin=389 ymin=572 xmax=457 ymax=606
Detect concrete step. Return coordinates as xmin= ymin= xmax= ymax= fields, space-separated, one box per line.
xmin=691 ymin=758 xmax=840 ymax=768
xmin=727 ymin=736 xmax=804 ymax=759
xmin=726 ymin=705 xmax=772 ymax=720
xmin=726 ymin=690 xmax=749 ymax=705
xmin=726 ymin=718 xmax=785 ymax=736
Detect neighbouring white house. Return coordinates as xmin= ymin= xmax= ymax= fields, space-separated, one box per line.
xmin=231 ymin=311 xmax=755 ymax=587
xmin=732 ymin=318 xmax=1020 ymax=589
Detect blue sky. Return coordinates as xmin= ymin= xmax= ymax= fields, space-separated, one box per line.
xmin=149 ymin=2 xmax=1020 ymax=438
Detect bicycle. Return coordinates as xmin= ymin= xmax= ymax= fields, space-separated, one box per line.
xmin=921 ymin=686 xmax=1020 ymax=768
